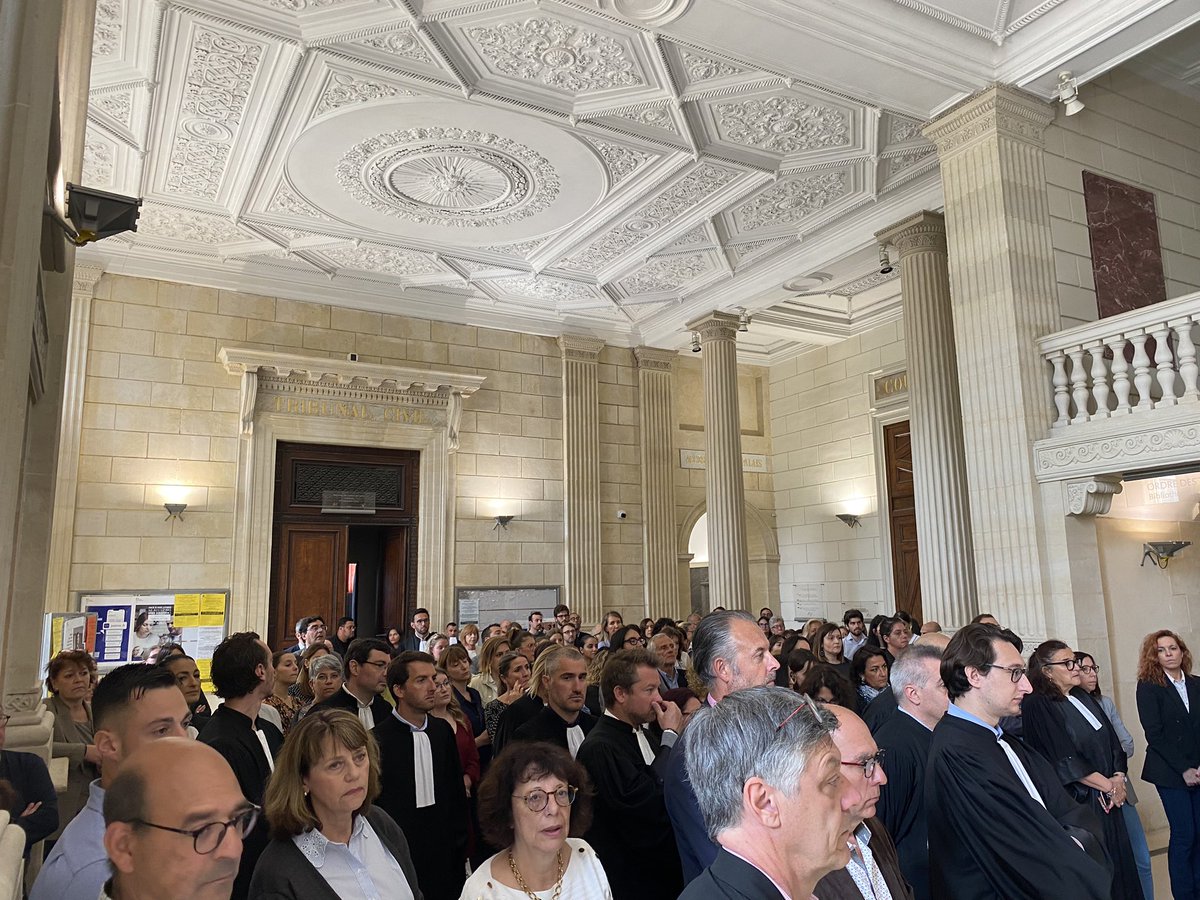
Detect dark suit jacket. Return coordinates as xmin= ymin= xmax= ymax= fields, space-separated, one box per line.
xmin=813 ymin=817 xmax=914 ymax=900
xmin=665 ymin=724 xmax=719 ymax=884
xmin=1136 ymin=676 xmax=1200 ymax=788
xmin=248 ymin=806 xmax=424 ymax=899
xmin=0 ymin=750 xmax=58 ymax=857
xmin=679 ymin=848 xmax=786 ymax=900
xmin=316 ymin=686 xmax=393 ymax=728
xmin=398 ymin=631 xmax=424 ymax=653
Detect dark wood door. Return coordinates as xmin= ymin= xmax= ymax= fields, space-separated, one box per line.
xmin=271 ymin=523 xmax=348 ymax=649
xmin=381 ymin=527 xmax=411 ymax=633
xmin=883 ymin=421 xmax=922 ymax=620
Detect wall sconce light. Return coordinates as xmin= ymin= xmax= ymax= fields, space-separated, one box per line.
xmin=1057 ymin=71 xmax=1085 ymax=116
xmin=690 ymin=332 xmax=701 ymax=353
xmin=836 ymin=513 xmax=861 ymax=528
xmin=164 ymin=503 xmax=188 ymax=521
xmin=1142 ymin=541 xmax=1191 ymax=569
xmin=878 ymin=245 xmax=894 ymax=275
xmin=54 ymin=183 xmax=143 ymax=245
xmin=493 ymin=515 xmax=514 ymax=531
xmin=737 ymin=309 xmax=750 ymax=333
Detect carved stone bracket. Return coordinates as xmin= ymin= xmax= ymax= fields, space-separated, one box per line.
xmin=1064 ymin=475 xmax=1123 ymax=517
xmin=922 ymin=84 xmax=1053 ymax=157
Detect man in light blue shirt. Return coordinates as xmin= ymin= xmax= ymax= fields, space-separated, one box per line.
xmin=31 ymin=664 xmax=191 ymax=900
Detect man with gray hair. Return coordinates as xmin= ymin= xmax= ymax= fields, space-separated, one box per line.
xmin=864 ymin=632 xmax=950 ymax=734
xmin=874 ymin=644 xmax=948 ymax=900
xmin=680 ymin=687 xmax=863 ymax=900
xmin=665 ymin=610 xmax=781 ymax=883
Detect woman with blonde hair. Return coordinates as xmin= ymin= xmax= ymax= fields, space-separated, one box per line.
xmin=249 ymin=709 xmax=422 ymax=898
xmin=460 ymin=623 xmax=481 ymax=671
xmin=583 ymin=647 xmax=610 ymax=715
xmin=470 ymin=635 xmax=510 ymax=706
xmin=1137 ymin=628 xmax=1200 ymax=900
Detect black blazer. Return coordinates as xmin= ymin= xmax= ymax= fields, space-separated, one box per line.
xmin=0 ymin=750 xmax=58 ymax=857
xmin=1136 ymin=676 xmax=1200 ymax=788
xmin=316 ymin=687 xmax=393 ymax=727
xmin=678 ymin=847 xmax=786 ymax=900
xmin=248 ymin=805 xmax=423 ymax=899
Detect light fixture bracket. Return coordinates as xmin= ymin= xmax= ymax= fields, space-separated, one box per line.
xmin=493 ymin=515 xmax=514 ymax=531
xmin=1142 ymin=540 xmax=1191 ymax=569
xmin=164 ymin=503 xmax=187 ymax=521
xmin=836 ymin=513 xmax=861 ymax=528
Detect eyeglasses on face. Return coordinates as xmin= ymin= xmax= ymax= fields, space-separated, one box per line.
xmin=980 ymin=664 xmax=1028 ymax=683
xmin=1043 ymin=658 xmax=1078 ymax=671
xmin=133 ymin=805 xmax=259 ymax=854
xmin=623 ymin=636 xmax=646 ymax=646
xmin=513 ymin=786 xmax=578 ymax=812
xmin=842 ymin=749 xmax=887 ymax=779
xmin=1078 ymin=664 xmax=1100 ymax=674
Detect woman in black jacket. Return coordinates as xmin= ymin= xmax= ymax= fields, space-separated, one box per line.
xmin=1136 ymin=629 xmax=1200 ymax=900
xmin=249 ymin=709 xmax=422 ymax=899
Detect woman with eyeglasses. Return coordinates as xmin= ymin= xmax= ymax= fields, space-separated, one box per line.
xmin=1023 ymin=640 xmax=1142 ymax=900
xmin=609 ymin=625 xmax=646 ymax=654
xmin=1077 ymin=651 xmax=1154 ymax=900
xmin=250 ymin=709 xmax=423 ymax=899
xmin=461 ymin=742 xmax=609 ymax=899
xmin=1137 ymin=628 xmax=1200 ymax=900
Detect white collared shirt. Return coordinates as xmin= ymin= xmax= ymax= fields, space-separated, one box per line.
xmin=846 ymin=822 xmax=893 ymax=900
xmin=1170 ymin=671 xmax=1190 ymax=712
xmin=293 ymin=816 xmax=413 ymax=900
xmin=342 ymin=684 xmax=376 ymax=730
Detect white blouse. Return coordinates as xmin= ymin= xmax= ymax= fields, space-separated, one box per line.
xmin=460 ymin=838 xmax=612 ymax=900
xmin=293 ymin=815 xmax=414 ymax=900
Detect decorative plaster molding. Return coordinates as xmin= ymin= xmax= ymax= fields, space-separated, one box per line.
xmin=875 ymin=209 xmax=946 ymax=257
xmin=619 ymin=252 xmax=715 ymax=296
xmin=922 ymin=84 xmax=1053 ymax=157
xmin=72 ymin=264 xmax=105 ymax=297
xmin=1033 ymin=407 xmax=1200 ymax=482
xmin=633 ymin=346 xmax=676 ymax=370
xmin=715 ymin=95 xmax=849 ymax=155
xmin=1063 ymin=475 xmax=1123 ymax=517
xmin=599 ymin=0 xmax=693 ymax=28
xmin=686 ymin=310 xmax=741 ymax=342
xmin=558 ymin=334 xmax=606 ymax=361
xmin=734 ymin=170 xmax=848 ymax=232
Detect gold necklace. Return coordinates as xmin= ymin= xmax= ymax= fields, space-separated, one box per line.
xmin=507 ymin=848 xmax=564 ymax=900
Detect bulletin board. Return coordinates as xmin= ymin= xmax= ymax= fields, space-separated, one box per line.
xmin=67 ymin=590 xmax=230 ymax=692
xmin=455 ymin=586 xmax=561 ymax=629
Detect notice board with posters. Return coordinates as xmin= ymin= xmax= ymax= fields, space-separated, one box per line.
xmin=69 ymin=590 xmax=229 ymax=692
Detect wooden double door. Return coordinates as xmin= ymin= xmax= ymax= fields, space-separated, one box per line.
xmin=883 ymin=421 xmax=922 ymax=621
xmin=268 ymin=442 xmax=419 ymax=650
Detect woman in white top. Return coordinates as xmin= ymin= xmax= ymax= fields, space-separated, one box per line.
xmin=461 ymin=743 xmax=611 ymax=900
xmin=250 ymin=708 xmax=422 ymax=899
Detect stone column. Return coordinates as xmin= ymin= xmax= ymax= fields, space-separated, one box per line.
xmin=875 ymin=211 xmax=978 ymax=631
xmin=923 ymin=85 xmax=1059 ymax=641
xmin=634 ymin=348 xmax=678 ymax=620
xmin=558 ymin=336 xmax=605 ymax=627
xmin=686 ymin=312 xmax=750 ymax=610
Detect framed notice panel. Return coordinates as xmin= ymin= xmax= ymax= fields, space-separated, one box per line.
xmin=455 ymin=586 xmax=561 ymax=628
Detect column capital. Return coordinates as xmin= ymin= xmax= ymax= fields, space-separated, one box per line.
xmin=633 ymin=347 xmax=676 ymax=372
xmin=72 ymin=264 xmax=104 ymax=298
xmin=686 ymin=311 xmax=740 ymax=343
xmin=875 ymin=210 xmax=946 ymax=257
xmin=1064 ymin=475 xmax=1123 ymax=517
xmin=558 ymin=334 xmax=605 ymax=362
xmin=923 ymin=84 xmax=1054 ymax=158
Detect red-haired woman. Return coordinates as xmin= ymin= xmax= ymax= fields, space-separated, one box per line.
xmin=1137 ymin=629 xmax=1200 ymax=900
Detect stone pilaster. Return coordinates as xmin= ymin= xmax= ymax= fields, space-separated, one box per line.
xmin=558 ymin=336 xmax=605 ymax=627
xmin=875 ymin=211 xmax=977 ymax=630
xmin=686 ymin=312 xmax=750 ymax=610
xmin=923 ymin=85 xmax=1059 ymax=640
xmin=634 ymin=348 xmax=678 ymax=620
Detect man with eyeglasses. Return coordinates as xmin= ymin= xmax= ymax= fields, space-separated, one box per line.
xmin=101 ymin=738 xmax=255 ymax=900
xmin=926 ymin=623 xmax=1110 ymax=899
xmin=813 ymin=705 xmax=913 ymax=900
xmin=577 ymin=648 xmax=685 ymax=900
xmin=316 ymin=637 xmax=392 ymax=728
xmin=31 ymin=663 xmax=192 ymax=900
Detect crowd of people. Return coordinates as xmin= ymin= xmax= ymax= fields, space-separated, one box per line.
xmin=4 ymin=603 xmax=1197 ymax=900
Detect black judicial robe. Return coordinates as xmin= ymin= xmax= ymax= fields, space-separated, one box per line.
xmin=1022 ymin=689 xmax=1143 ymax=900
xmin=511 ymin=705 xmax=597 ymax=752
xmin=372 ymin=713 xmax=467 ymax=900
xmin=926 ymin=712 xmax=1111 ymax=900
xmin=678 ymin=848 xmax=786 ymax=900
xmin=863 ymin=685 xmax=898 ymax=733
xmin=316 ymin=686 xmax=393 ymax=727
xmin=873 ymin=711 xmax=933 ymax=900
xmin=198 ymin=704 xmax=283 ymax=900
xmin=492 ymin=693 xmax=542 ymax=755
xmin=576 ymin=714 xmax=684 ymax=900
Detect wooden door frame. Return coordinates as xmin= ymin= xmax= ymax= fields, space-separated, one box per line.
xmin=871 ymin=402 xmax=909 ymax=615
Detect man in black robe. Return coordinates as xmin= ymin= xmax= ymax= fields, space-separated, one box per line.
xmin=373 ymin=651 xmax=467 ymax=900
xmin=512 ymin=646 xmax=596 ymax=756
xmin=874 ymin=644 xmax=948 ymax=900
xmin=926 ymin=624 xmax=1110 ymax=900
xmin=577 ymin=648 xmax=685 ymax=900
xmin=198 ymin=632 xmax=283 ymax=900
xmin=316 ymin=637 xmax=393 ymax=728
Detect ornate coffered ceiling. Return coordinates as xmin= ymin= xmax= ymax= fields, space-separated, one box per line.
xmin=79 ymin=0 xmax=1194 ymax=361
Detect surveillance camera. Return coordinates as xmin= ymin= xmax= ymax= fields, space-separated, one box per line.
xmin=617 ymin=510 xmax=628 ymax=520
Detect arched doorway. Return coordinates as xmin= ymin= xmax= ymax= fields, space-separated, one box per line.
xmin=677 ymin=502 xmax=780 ymax=614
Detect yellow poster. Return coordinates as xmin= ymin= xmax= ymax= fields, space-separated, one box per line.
xmin=199 ymin=593 xmax=225 ymax=626
xmin=174 ymin=593 xmax=201 ymax=628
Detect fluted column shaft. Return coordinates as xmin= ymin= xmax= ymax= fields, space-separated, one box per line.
xmin=559 ymin=336 xmax=605 ymax=627
xmin=687 ymin=312 xmax=750 ymax=609
xmin=924 ymin=85 xmax=1057 ymax=641
xmin=877 ymin=212 xmax=977 ymax=630
xmin=634 ymin=348 xmax=678 ymax=619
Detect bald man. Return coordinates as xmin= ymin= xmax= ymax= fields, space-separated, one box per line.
xmin=102 ymin=739 xmax=256 ymax=900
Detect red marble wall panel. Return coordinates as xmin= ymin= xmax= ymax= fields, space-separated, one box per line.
xmin=1083 ymin=171 xmax=1167 ymax=318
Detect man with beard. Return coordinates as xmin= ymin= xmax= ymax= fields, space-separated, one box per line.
xmin=512 ymin=646 xmax=596 ymax=756
xmin=665 ymin=610 xmax=780 ymax=882
xmin=577 ymin=649 xmax=685 ymax=899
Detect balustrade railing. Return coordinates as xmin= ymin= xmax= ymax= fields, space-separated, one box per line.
xmin=1039 ymin=292 xmax=1200 ymax=428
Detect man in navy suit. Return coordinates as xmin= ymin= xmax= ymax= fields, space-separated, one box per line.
xmin=398 ymin=607 xmax=432 ymax=652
